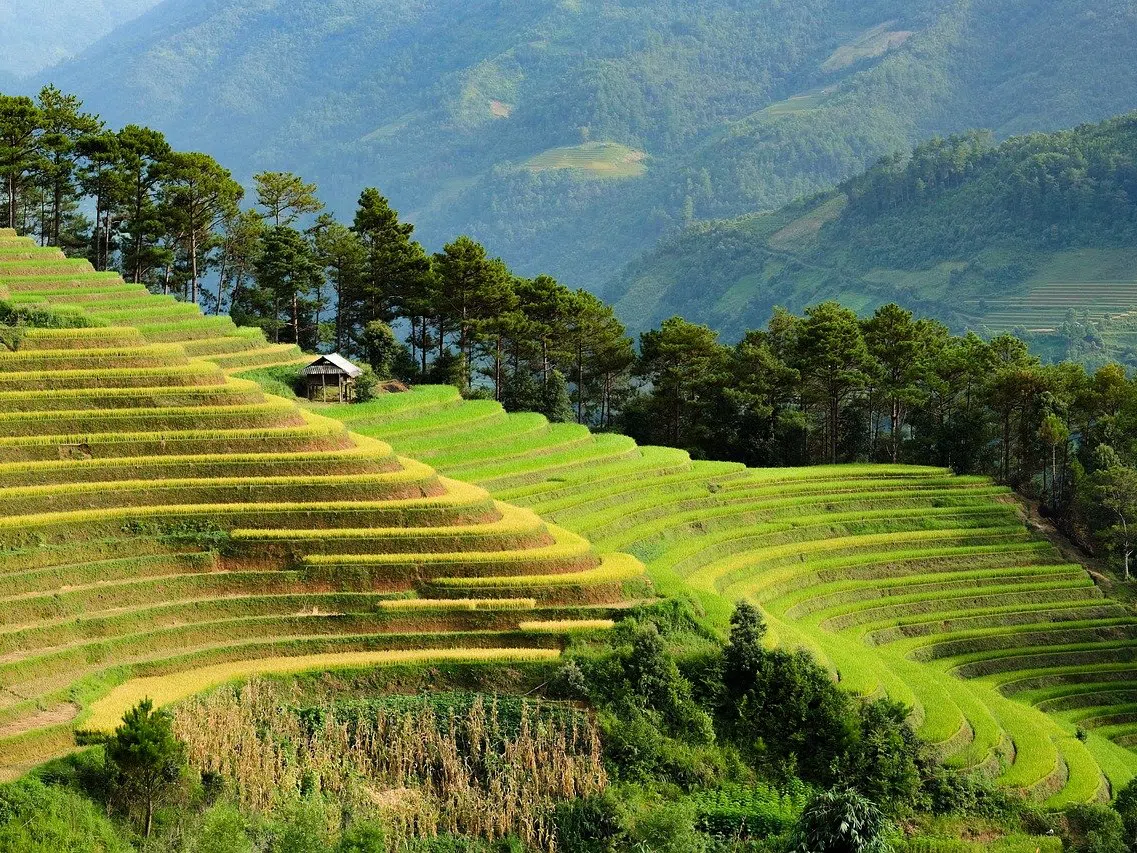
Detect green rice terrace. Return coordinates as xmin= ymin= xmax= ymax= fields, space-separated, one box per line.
xmin=0 ymin=229 xmax=643 ymax=779
xmin=320 ymin=386 xmax=1137 ymax=809
xmin=6 ymin=230 xmax=1137 ymax=812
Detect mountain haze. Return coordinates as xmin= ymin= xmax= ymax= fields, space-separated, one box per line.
xmin=27 ymin=0 xmax=1137 ymax=297
xmin=0 ymin=0 xmax=161 ymax=76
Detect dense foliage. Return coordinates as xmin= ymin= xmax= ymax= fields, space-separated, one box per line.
xmin=17 ymin=0 xmax=1137 ymax=290
xmin=616 ymin=302 xmax=1137 ymax=582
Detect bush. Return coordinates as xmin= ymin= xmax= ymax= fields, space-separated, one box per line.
xmin=923 ymin=768 xmax=1022 ymax=820
xmin=355 ymin=366 xmax=379 ymax=402
xmin=849 ymin=699 xmax=923 ymax=807
xmin=1112 ymin=778 xmax=1137 ymax=850
xmin=0 ymin=778 xmax=130 ymax=852
xmin=554 ymin=790 xmax=626 ymax=853
xmin=1065 ymin=804 xmax=1127 ymax=853
xmin=790 ymin=789 xmax=891 ymax=853
xmin=186 ymin=803 xmax=255 ymax=853
xmin=624 ymin=789 xmax=708 ymax=853
xmin=337 ymin=819 xmax=388 ymax=853
xmin=271 ymin=799 xmax=334 ymax=853
xmin=690 ymin=782 xmax=808 ymax=840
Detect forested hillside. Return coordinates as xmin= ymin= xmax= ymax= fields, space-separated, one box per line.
xmin=31 ymin=0 xmax=1137 ymax=291
xmin=608 ymin=112 xmax=1137 ymax=364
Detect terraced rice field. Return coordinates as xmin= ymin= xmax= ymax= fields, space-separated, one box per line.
xmin=966 ymin=282 xmax=1137 ymax=333
xmin=324 ymin=384 xmax=1137 ymax=807
xmin=0 ymin=231 xmax=642 ymax=777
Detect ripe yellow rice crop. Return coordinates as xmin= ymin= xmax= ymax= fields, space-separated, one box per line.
xmin=378 ymin=597 xmax=537 ymax=610
xmin=518 ymin=619 xmax=616 ymax=631
xmin=84 ymin=647 xmax=562 ymax=731
xmin=433 ymin=552 xmax=644 ymax=587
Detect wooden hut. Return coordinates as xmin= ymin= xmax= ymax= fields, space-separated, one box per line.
xmin=300 ymin=353 xmax=363 ymax=402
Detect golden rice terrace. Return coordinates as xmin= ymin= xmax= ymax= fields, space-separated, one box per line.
xmin=0 ymin=229 xmax=643 ymax=777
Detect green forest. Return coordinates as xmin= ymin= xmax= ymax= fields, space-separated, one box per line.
xmin=16 ymin=0 xmax=1137 ymax=291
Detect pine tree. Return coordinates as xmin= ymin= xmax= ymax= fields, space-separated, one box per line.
xmin=116 ymin=124 xmax=172 ymax=285
xmin=352 ymin=188 xmax=431 ymax=326
xmin=253 ymin=225 xmax=323 ymax=346
xmin=254 ymin=171 xmax=323 ymax=226
xmin=163 ymin=151 xmax=243 ymax=304
xmin=433 ymin=236 xmax=513 ymax=391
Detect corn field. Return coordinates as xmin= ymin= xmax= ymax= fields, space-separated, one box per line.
xmin=172 ymin=680 xmax=607 ymax=851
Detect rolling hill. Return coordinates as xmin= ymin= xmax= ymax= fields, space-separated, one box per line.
xmin=24 ymin=0 xmax=1137 ymax=292
xmin=605 ymin=112 xmax=1137 ymax=362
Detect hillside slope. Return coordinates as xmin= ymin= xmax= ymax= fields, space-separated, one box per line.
xmin=607 ymin=112 xmax=1137 ymax=360
xmin=31 ymin=0 xmax=1137 ymax=290
xmin=0 ymin=230 xmax=642 ymax=777
xmin=310 ymin=383 xmax=1137 ymax=807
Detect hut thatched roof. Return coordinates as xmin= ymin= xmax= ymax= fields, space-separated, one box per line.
xmin=300 ymin=353 xmax=363 ymax=378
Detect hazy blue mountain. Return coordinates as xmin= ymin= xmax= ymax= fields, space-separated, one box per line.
xmin=606 ymin=113 xmax=1137 ymax=366
xmin=32 ymin=0 xmax=1137 ymax=298
xmin=0 ymin=0 xmax=161 ymax=77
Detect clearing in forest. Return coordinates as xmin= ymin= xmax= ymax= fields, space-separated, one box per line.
xmin=521 ymin=142 xmax=647 ymax=178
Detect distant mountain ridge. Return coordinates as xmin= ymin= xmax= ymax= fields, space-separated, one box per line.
xmin=22 ymin=0 xmax=1137 ymax=297
xmin=604 ymin=112 xmax=1137 ymax=363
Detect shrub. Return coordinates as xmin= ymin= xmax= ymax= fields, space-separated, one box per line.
xmin=790 ymin=789 xmax=892 ymax=853
xmin=624 ymin=790 xmax=708 ymax=853
xmin=720 ymin=641 xmax=855 ymax=786
xmin=922 ymin=768 xmax=1022 ymax=820
xmin=690 ymin=782 xmax=808 ymax=840
xmin=185 ymin=803 xmax=255 ymax=853
xmin=355 ymin=366 xmax=379 ymax=402
xmin=337 ymin=820 xmax=388 ymax=853
xmin=553 ymin=789 xmax=626 ymax=853
xmin=0 ymin=778 xmax=130 ymax=852
xmin=1112 ymin=778 xmax=1137 ymax=850
xmin=1065 ymin=804 xmax=1127 ymax=853
xmin=849 ymin=699 xmax=924 ymax=807
xmin=271 ymin=799 xmax=334 ymax=853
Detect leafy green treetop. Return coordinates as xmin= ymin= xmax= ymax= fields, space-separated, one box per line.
xmin=104 ymin=698 xmax=185 ymax=838
xmin=254 ymin=170 xmax=324 ymax=226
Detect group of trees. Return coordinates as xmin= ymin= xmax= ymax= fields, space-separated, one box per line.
xmin=832 ymin=115 xmax=1137 ymax=272
xmin=0 ymin=87 xmax=636 ymax=426
xmin=0 ymin=86 xmax=251 ymax=305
